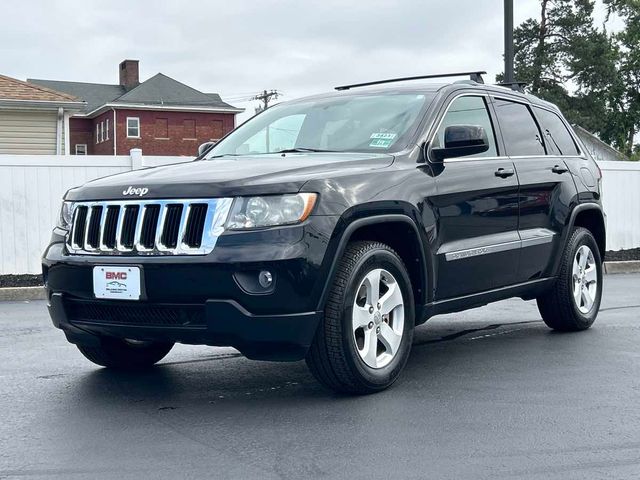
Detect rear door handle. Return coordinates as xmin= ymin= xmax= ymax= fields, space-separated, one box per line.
xmin=495 ymin=167 xmax=515 ymax=178
xmin=551 ymin=165 xmax=569 ymax=174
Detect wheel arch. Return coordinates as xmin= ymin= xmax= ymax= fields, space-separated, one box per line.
xmin=569 ymin=203 xmax=606 ymax=258
xmin=316 ymin=214 xmax=432 ymax=323
xmin=548 ymin=202 xmax=605 ymax=278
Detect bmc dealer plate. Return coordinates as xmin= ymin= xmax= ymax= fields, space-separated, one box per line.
xmin=93 ymin=266 xmax=141 ymax=300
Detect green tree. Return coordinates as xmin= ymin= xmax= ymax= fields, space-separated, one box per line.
xmin=600 ymin=0 xmax=640 ymax=156
xmin=503 ymin=0 xmax=640 ymax=158
xmin=505 ymin=1 xmax=597 ymax=110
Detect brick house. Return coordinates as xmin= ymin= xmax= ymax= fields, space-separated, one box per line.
xmin=29 ymin=60 xmax=243 ymax=156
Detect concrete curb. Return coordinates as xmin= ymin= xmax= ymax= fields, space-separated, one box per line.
xmin=0 ymin=262 xmax=638 ymax=302
xmin=604 ymin=261 xmax=640 ymax=274
xmin=0 ymin=286 xmax=46 ymax=302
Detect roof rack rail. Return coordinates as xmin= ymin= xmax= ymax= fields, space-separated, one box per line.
xmin=334 ymin=71 xmax=486 ymax=91
xmin=496 ymin=81 xmax=528 ymax=92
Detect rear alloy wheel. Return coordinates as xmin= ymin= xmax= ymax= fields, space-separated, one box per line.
xmin=306 ymin=241 xmax=414 ymax=394
xmin=537 ymin=227 xmax=603 ymax=331
xmin=572 ymin=245 xmax=598 ymax=314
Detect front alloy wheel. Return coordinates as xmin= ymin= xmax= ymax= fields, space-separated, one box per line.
xmin=306 ymin=241 xmax=415 ymax=394
xmin=352 ymin=268 xmax=404 ymax=369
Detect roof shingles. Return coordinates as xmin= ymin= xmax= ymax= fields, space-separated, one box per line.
xmin=28 ymin=73 xmax=239 ymax=115
xmin=0 ymin=74 xmax=79 ymax=103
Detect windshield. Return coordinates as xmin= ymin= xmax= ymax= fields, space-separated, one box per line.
xmin=205 ymin=92 xmax=433 ymax=158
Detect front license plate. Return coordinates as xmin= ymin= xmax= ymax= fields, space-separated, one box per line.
xmin=93 ymin=266 xmax=141 ymax=300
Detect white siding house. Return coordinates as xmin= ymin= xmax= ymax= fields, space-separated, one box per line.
xmin=574 ymin=125 xmax=629 ymax=162
xmin=0 ymin=74 xmax=84 ymax=155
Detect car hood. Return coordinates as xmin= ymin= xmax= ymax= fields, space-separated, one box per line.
xmin=65 ymin=153 xmax=394 ymax=201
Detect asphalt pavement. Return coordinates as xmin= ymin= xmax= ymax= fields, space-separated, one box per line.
xmin=1 ymin=274 xmax=639 ymax=480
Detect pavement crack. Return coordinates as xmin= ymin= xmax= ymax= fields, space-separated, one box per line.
xmin=414 ymin=320 xmax=540 ymax=347
xmin=600 ymin=304 xmax=640 ymax=312
xmin=161 ymin=352 xmax=243 ymax=366
xmin=36 ymin=374 xmax=65 ymax=380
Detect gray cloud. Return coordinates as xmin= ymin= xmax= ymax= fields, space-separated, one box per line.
xmin=2 ymin=0 xmax=543 ymax=122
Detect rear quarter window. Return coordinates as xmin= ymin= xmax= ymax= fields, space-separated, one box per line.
xmin=492 ymin=98 xmax=545 ymax=156
xmin=533 ymin=107 xmax=580 ymax=156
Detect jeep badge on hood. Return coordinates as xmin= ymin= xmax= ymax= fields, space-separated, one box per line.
xmin=122 ymin=186 xmax=149 ymax=197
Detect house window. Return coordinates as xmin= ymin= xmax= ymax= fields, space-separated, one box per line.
xmin=75 ymin=144 xmax=87 ymax=155
xmin=105 ymin=118 xmax=109 ymax=141
xmin=183 ymin=119 xmax=196 ymax=139
xmin=96 ymin=124 xmax=100 ymax=144
xmin=127 ymin=117 xmax=140 ymax=138
xmin=100 ymin=121 xmax=104 ymax=143
xmin=155 ymin=118 xmax=169 ymax=139
xmin=212 ymin=120 xmax=223 ymax=139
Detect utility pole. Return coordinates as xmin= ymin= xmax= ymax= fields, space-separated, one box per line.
xmin=252 ymin=90 xmax=280 ymax=114
xmin=251 ymin=89 xmax=281 ymax=152
xmin=504 ymin=0 xmax=515 ymax=84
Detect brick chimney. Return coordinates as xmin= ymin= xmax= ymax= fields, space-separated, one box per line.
xmin=119 ymin=59 xmax=140 ymax=91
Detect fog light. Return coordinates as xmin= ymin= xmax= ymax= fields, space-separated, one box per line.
xmin=258 ymin=270 xmax=273 ymax=288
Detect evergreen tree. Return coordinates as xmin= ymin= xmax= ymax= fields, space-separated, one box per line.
xmin=506 ymin=1 xmax=596 ymax=110
xmin=601 ymin=0 xmax=640 ymax=157
xmin=502 ymin=0 xmax=640 ymax=158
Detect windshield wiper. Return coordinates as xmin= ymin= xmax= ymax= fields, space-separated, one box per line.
xmin=276 ymin=148 xmax=338 ymax=153
xmin=208 ymin=153 xmax=242 ymax=159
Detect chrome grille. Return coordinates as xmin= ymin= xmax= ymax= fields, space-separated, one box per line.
xmin=66 ymin=198 xmax=233 ymax=255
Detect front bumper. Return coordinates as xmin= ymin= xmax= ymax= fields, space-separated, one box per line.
xmin=42 ymin=216 xmax=339 ymax=361
xmin=48 ymin=293 xmax=321 ymax=361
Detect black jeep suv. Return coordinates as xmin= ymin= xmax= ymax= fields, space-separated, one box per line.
xmin=43 ymin=72 xmax=605 ymax=394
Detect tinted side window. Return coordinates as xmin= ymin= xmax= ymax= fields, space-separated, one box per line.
xmin=533 ymin=107 xmax=580 ymax=156
xmin=493 ymin=99 xmax=545 ymax=156
xmin=433 ymin=96 xmax=498 ymax=158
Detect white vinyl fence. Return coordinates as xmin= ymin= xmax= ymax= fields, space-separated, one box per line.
xmin=599 ymin=160 xmax=640 ymax=251
xmin=0 ymin=154 xmax=638 ymax=275
xmin=0 ymin=150 xmax=193 ymax=275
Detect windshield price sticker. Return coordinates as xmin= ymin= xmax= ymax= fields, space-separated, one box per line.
xmin=370 ymin=132 xmax=397 ymax=140
xmin=369 ymin=132 xmax=397 ymax=148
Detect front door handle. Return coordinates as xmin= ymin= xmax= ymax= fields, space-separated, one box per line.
xmin=551 ymin=164 xmax=569 ymax=174
xmin=495 ymin=167 xmax=515 ymax=178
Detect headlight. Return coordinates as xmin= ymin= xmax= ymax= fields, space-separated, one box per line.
xmin=57 ymin=201 xmax=74 ymax=230
xmin=226 ymin=193 xmax=317 ymax=229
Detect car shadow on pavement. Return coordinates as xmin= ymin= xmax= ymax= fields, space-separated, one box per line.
xmin=64 ymin=315 xmax=582 ymax=412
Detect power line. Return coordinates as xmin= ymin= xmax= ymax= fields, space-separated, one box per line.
xmin=251 ymin=89 xmax=281 ymax=114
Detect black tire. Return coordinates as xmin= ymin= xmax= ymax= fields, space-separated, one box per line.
xmin=537 ymin=227 xmax=603 ymax=331
xmin=77 ymin=337 xmax=174 ymax=370
xmin=306 ymin=241 xmax=415 ymax=394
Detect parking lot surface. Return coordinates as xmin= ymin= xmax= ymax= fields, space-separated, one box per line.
xmin=1 ymin=274 xmax=639 ymax=479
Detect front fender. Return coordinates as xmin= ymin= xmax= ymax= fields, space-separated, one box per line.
xmin=312 ymin=208 xmax=434 ymax=322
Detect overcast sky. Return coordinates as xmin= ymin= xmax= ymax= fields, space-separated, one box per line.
xmin=1 ymin=0 xmax=617 ymax=122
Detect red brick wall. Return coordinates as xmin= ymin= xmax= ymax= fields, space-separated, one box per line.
xmin=69 ymin=109 xmax=236 ymax=156
xmin=114 ymin=109 xmax=236 ymax=156
xmin=69 ymin=118 xmax=93 ymax=155
xmin=93 ymin=111 xmax=115 ymax=155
